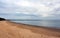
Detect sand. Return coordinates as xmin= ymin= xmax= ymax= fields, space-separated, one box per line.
xmin=0 ymin=21 xmax=60 ymax=38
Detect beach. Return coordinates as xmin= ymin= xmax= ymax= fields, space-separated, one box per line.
xmin=0 ymin=20 xmax=60 ymax=38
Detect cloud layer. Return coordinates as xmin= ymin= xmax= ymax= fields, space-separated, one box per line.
xmin=0 ymin=0 xmax=60 ymax=19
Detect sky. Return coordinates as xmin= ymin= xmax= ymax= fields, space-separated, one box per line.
xmin=0 ymin=0 xmax=60 ymax=19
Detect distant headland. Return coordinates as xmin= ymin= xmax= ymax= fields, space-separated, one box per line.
xmin=0 ymin=17 xmax=6 ymax=21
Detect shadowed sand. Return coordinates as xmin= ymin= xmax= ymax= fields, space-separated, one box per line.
xmin=0 ymin=21 xmax=60 ymax=38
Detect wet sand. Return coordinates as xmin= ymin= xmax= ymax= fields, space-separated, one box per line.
xmin=0 ymin=21 xmax=60 ymax=38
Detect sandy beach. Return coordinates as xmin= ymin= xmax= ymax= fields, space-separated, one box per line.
xmin=0 ymin=20 xmax=60 ymax=38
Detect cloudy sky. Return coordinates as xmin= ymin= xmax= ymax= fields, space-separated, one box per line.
xmin=0 ymin=0 xmax=60 ymax=19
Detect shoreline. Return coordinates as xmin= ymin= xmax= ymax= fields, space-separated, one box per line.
xmin=9 ymin=20 xmax=60 ymax=29
xmin=10 ymin=20 xmax=60 ymax=29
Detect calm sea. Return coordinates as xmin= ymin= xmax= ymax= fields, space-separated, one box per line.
xmin=11 ymin=20 xmax=60 ymax=28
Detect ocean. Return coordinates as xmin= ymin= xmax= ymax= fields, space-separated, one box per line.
xmin=11 ymin=20 xmax=60 ymax=28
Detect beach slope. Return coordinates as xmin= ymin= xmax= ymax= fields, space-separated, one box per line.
xmin=0 ymin=21 xmax=60 ymax=38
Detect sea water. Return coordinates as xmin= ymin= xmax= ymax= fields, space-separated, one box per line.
xmin=11 ymin=20 xmax=60 ymax=28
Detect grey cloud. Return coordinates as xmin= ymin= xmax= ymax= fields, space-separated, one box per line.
xmin=0 ymin=0 xmax=60 ymax=19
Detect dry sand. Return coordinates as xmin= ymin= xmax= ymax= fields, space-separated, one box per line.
xmin=0 ymin=21 xmax=60 ymax=38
